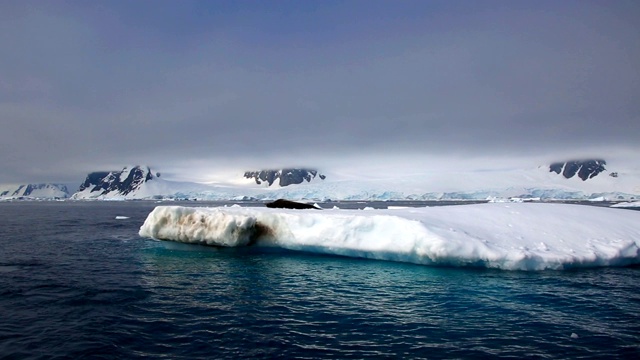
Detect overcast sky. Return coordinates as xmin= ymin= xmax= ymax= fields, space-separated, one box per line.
xmin=1 ymin=0 xmax=638 ymax=183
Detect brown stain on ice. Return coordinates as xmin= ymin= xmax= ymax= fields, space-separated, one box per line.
xmin=154 ymin=210 xmax=277 ymax=247
xmin=249 ymin=221 xmax=274 ymax=246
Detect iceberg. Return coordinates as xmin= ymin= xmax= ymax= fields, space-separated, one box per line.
xmin=138 ymin=203 xmax=640 ymax=271
xmin=611 ymin=201 xmax=640 ymax=208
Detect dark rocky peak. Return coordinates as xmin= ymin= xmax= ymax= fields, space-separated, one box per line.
xmin=78 ymin=171 xmax=111 ymax=192
xmin=549 ymin=159 xmax=606 ymax=181
xmin=244 ymin=168 xmax=326 ymax=187
xmin=117 ymin=166 xmax=154 ymax=195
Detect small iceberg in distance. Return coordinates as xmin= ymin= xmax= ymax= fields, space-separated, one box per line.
xmin=138 ymin=203 xmax=640 ymax=271
xmin=115 ymin=216 xmax=130 ymax=220
xmin=611 ymin=201 xmax=640 ymax=208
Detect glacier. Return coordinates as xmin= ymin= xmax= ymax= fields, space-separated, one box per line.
xmin=139 ymin=203 xmax=640 ymax=271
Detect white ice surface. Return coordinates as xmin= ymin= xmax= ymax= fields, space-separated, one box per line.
xmin=139 ymin=203 xmax=640 ymax=270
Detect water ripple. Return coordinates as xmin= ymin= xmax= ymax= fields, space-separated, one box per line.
xmin=1 ymin=202 xmax=640 ymax=359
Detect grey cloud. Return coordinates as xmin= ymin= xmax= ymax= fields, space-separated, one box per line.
xmin=1 ymin=0 xmax=638 ymax=183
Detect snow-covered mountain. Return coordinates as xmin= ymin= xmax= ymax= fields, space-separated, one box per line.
xmin=0 ymin=183 xmax=70 ymax=200
xmin=70 ymin=165 xmax=213 ymax=200
xmin=243 ymin=168 xmax=326 ymax=187
xmin=71 ymin=166 xmax=154 ymax=199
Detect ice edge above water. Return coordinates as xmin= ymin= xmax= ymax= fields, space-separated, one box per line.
xmin=138 ymin=203 xmax=640 ymax=271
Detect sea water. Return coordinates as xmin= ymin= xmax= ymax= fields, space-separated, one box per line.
xmin=1 ymin=201 xmax=639 ymax=359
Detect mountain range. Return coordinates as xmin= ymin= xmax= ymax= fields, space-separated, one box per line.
xmin=1 ymin=160 xmax=638 ymax=201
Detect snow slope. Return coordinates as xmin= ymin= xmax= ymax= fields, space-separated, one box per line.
xmin=139 ymin=203 xmax=640 ymax=270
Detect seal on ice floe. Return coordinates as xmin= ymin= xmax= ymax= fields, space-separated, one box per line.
xmin=265 ymin=199 xmax=321 ymax=210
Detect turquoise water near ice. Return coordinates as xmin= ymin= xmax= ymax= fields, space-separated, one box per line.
xmin=1 ymin=202 xmax=639 ymax=359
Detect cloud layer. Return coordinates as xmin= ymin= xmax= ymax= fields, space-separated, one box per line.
xmin=1 ymin=0 xmax=638 ymax=183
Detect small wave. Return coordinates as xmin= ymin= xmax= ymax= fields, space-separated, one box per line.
xmin=110 ymin=234 xmax=136 ymax=241
xmin=0 ymin=265 xmax=20 ymax=273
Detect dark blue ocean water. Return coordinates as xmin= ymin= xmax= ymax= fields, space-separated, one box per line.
xmin=1 ymin=202 xmax=639 ymax=359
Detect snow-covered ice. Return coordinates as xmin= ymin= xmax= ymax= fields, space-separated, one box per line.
xmin=139 ymin=203 xmax=640 ymax=270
